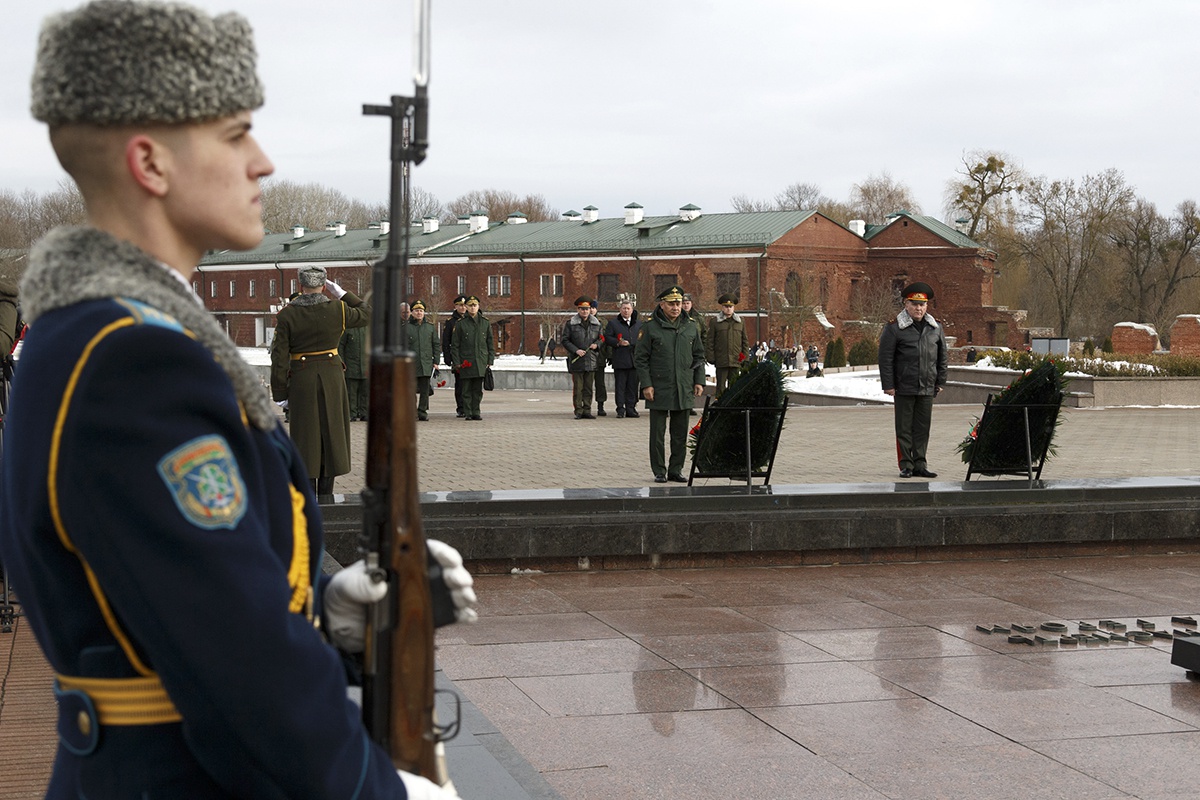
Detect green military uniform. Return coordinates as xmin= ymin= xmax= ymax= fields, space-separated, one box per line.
xmin=271 ymin=278 xmax=369 ymax=490
xmin=706 ymin=293 xmax=749 ymax=395
xmin=590 ymin=304 xmax=608 ymax=414
xmin=634 ymin=286 xmax=706 ymax=481
xmin=406 ymin=301 xmax=440 ymax=421
xmin=450 ymin=297 xmax=495 ymax=420
xmin=338 ymin=324 xmax=368 ymax=421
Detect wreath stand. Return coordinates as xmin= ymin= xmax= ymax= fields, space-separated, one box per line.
xmin=687 ymin=396 xmax=788 ymax=488
xmin=964 ymin=393 xmax=1064 ymax=481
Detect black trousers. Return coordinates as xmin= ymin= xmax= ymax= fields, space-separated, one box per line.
xmin=893 ymin=393 xmax=934 ymax=471
xmin=453 ymin=373 xmax=465 ymax=414
xmin=614 ymin=368 xmax=638 ymax=413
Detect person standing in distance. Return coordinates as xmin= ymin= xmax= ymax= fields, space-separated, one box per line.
xmin=562 ymin=295 xmax=602 ymax=419
xmin=451 ymin=295 xmax=494 ymax=420
xmin=271 ymin=265 xmax=369 ymax=496
xmin=634 ymin=285 xmax=705 ymax=483
xmin=878 ymin=281 xmax=947 ymax=479
xmin=407 ymin=299 xmax=439 ymax=421
xmin=604 ymin=297 xmax=641 ymax=418
xmin=706 ymin=293 xmax=749 ymax=395
xmin=442 ymin=294 xmax=467 ymax=417
xmin=681 ymin=292 xmax=705 ymax=416
xmin=2 ymin=2 xmax=472 ymax=797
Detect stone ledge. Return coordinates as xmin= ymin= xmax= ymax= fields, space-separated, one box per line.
xmin=320 ymin=476 xmax=1200 ymax=571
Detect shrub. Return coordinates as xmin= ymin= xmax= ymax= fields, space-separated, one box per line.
xmin=1082 ymin=338 xmax=1095 ymax=356
xmin=1102 ymin=336 xmax=1114 ymax=353
xmin=825 ymin=337 xmax=846 ymax=368
xmin=985 ymin=350 xmax=1200 ymax=378
xmin=847 ymin=338 xmax=876 ymax=367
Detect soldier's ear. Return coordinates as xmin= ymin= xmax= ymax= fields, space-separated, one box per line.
xmin=125 ymin=133 xmax=172 ymax=198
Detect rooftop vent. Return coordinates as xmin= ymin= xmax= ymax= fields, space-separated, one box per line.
xmin=582 ymin=205 xmax=599 ymax=223
xmin=379 ymin=220 xmax=391 ymax=235
xmin=679 ymin=203 xmax=701 ymax=222
xmin=507 ymin=212 xmax=527 ymax=225
xmin=624 ymin=203 xmax=644 ymax=226
xmin=562 ymin=210 xmax=582 ymax=221
xmin=457 ymin=215 xmax=470 ymax=225
xmin=292 ymin=224 xmax=305 ymax=239
xmin=422 ymin=216 xmax=440 ymax=234
xmin=848 ymin=219 xmax=866 ymax=237
xmin=468 ymin=210 xmax=489 ymax=234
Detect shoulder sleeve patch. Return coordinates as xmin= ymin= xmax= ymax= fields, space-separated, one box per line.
xmin=157 ymin=435 xmax=248 ymax=530
xmin=115 ymin=299 xmax=187 ymax=333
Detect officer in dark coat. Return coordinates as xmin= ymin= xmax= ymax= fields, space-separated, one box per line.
xmin=450 ymin=295 xmax=494 ymax=420
xmin=271 ymin=265 xmax=369 ymax=495
xmin=441 ymin=294 xmax=467 ymax=416
xmin=338 ymin=323 xmax=368 ymax=421
xmin=706 ymin=292 xmax=749 ymax=394
xmin=1 ymin=4 xmax=473 ymax=798
xmin=879 ymin=281 xmax=948 ymax=479
xmin=681 ymin=292 xmax=706 ymax=415
xmin=407 ymin=299 xmax=439 ymax=421
xmin=634 ymin=285 xmax=706 ymax=482
xmin=604 ymin=297 xmax=641 ymax=417
xmin=562 ymin=296 xmax=602 ymax=418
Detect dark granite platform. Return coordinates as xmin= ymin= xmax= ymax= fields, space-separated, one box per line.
xmin=320 ymin=476 xmax=1200 ymax=572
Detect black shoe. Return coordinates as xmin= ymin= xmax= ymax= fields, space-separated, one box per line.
xmin=689 ymin=410 xmax=698 ymax=417
xmin=456 ymin=410 xmax=466 ymax=418
xmin=654 ymin=474 xmax=668 ymax=483
xmin=667 ymin=473 xmax=687 ymax=483
xmin=575 ymin=412 xmax=583 ymax=419
xmin=469 ymin=415 xmax=482 ymax=420
xmin=417 ymin=414 xmax=428 ymax=422
xmin=597 ymin=406 xmax=607 ymax=417
xmin=898 ymin=468 xmax=913 ymax=478
xmin=616 ymin=409 xmax=626 ymax=418
xmin=626 ymin=409 xmax=640 ymax=418
xmin=913 ymin=468 xmax=938 ymax=478
xmin=581 ymin=412 xmax=596 ymax=419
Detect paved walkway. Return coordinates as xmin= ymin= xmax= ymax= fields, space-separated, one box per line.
xmin=4 ymin=390 xmax=1200 ymax=797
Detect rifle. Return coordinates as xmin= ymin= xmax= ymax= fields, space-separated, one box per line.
xmin=361 ymin=0 xmax=458 ymax=785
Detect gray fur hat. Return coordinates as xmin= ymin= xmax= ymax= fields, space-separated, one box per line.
xmin=298 ymin=266 xmax=327 ymax=288
xmin=31 ymin=0 xmax=264 ymax=126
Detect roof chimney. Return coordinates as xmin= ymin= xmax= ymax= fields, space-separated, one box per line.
xmin=335 ymin=221 xmax=346 ymax=237
xmin=624 ymin=203 xmax=644 ymax=226
xmin=507 ymin=212 xmax=527 ymax=225
xmin=379 ymin=220 xmax=391 ymax=235
xmin=679 ymin=203 xmax=701 ymax=222
xmin=457 ymin=214 xmax=470 ymax=225
xmin=422 ymin=216 xmax=440 ymax=234
xmin=848 ymin=219 xmax=866 ymax=237
xmin=468 ymin=210 xmax=489 ymax=233
xmin=562 ymin=209 xmax=582 ymax=221
xmin=292 ymin=224 xmax=305 ymax=239
xmin=582 ymin=205 xmax=599 ymax=223
xmin=955 ymin=217 xmax=970 ymax=234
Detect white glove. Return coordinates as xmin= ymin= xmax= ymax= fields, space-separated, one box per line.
xmin=427 ymin=539 xmax=478 ymax=624
xmin=325 ymin=279 xmax=347 ymax=299
xmin=398 ymin=770 xmax=460 ymax=799
xmin=275 ymin=400 xmax=288 ymax=410
xmin=323 ymin=560 xmax=387 ymax=653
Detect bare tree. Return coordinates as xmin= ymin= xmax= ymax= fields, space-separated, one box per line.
xmin=1016 ymin=169 xmax=1133 ymax=337
xmin=260 ymin=179 xmax=387 ymax=233
xmin=849 ymin=276 xmax=900 ymax=339
xmin=445 ymin=189 xmax=556 ymax=223
xmin=849 ymin=172 xmax=922 ymax=224
xmin=729 ymin=193 xmax=775 ymax=213
xmin=943 ymin=150 xmax=1026 ymax=245
xmin=774 ymin=182 xmax=826 ymax=211
xmin=1110 ymin=198 xmax=1200 ymax=337
xmin=409 ymin=185 xmax=444 ymax=222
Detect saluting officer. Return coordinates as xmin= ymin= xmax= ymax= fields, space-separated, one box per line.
xmin=407 ymin=299 xmax=440 ymax=421
xmin=634 ymin=285 xmax=706 ymax=483
xmin=450 ymin=295 xmax=494 ymax=420
xmin=0 ymin=3 xmax=471 ymax=798
xmin=271 ymin=265 xmax=369 ymax=496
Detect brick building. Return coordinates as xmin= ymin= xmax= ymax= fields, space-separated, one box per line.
xmin=198 ymin=207 xmax=1034 ymax=354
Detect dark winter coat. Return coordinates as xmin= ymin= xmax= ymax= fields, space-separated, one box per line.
xmin=706 ymin=313 xmax=749 ymax=367
xmin=450 ymin=312 xmax=495 ymax=378
xmin=271 ymin=292 xmax=369 ymax=477
xmin=878 ymin=309 xmax=948 ymax=396
xmin=634 ymin=306 xmax=706 ymax=410
xmin=604 ymin=310 xmax=641 ymax=370
xmin=405 ymin=316 xmax=439 ymax=378
xmin=561 ymin=313 xmax=602 ymax=373
xmin=441 ymin=309 xmax=464 ymax=367
xmin=338 ymin=324 xmax=367 ymax=380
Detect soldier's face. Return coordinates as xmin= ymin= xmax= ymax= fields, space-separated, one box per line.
xmin=905 ymin=299 xmax=927 ymax=320
xmin=577 ymin=305 xmax=591 ymax=319
xmin=661 ymin=300 xmax=682 ymax=320
xmin=721 ymin=304 xmax=735 ymax=317
xmin=682 ymin=300 xmax=693 ymax=312
xmin=466 ymin=302 xmax=479 ymax=317
xmin=412 ymin=307 xmax=425 ymax=321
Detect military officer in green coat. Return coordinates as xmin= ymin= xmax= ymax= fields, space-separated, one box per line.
xmin=338 ymin=323 xmax=368 ymax=421
xmin=682 ymin=292 xmax=706 ymax=416
xmin=450 ymin=295 xmax=495 ymax=420
xmin=406 ymin=299 xmax=440 ymax=421
xmin=634 ymin=285 xmax=706 ymax=483
xmin=706 ymin=292 xmax=750 ymax=394
xmin=271 ymin=265 xmax=369 ymax=494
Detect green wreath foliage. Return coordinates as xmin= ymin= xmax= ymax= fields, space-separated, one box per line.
xmin=688 ymin=354 xmax=787 ymax=474
xmin=957 ymin=358 xmax=1068 ymax=470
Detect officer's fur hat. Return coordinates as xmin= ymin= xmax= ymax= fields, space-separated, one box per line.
xmin=31 ymin=0 xmax=264 ymax=126
xmin=298 ymin=266 xmax=327 ymax=288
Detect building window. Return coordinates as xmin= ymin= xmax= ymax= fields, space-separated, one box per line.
xmin=457 ymin=275 xmax=466 ymax=295
xmin=597 ymin=274 xmax=620 ymax=302
xmin=431 ymin=275 xmax=441 ymax=295
xmin=406 ymin=276 xmax=414 ymax=296
xmin=229 ymin=280 xmax=236 ymax=298
xmin=290 ymin=279 xmax=297 ymax=295
xmin=819 ymin=277 xmax=829 ymax=306
xmin=653 ymin=274 xmax=679 ymax=298
xmin=715 ymin=273 xmax=740 ymax=300
xmin=248 ymin=279 xmax=257 ymax=299
xmin=488 ymin=275 xmax=511 ymax=297
xmin=269 ymin=278 xmax=277 ymax=297
xmin=192 ymin=281 xmax=200 ymax=295
xmin=210 ymin=281 xmax=217 ymax=299
xmin=540 ymin=274 xmax=564 ymax=297
xmin=785 ymin=271 xmax=803 ymax=305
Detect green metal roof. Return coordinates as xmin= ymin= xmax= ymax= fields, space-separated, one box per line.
xmin=864 ymin=211 xmax=984 ymax=249
xmin=426 ymin=209 xmax=817 ymax=256
xmin=199 ymin=224 xmax=473 ymax=265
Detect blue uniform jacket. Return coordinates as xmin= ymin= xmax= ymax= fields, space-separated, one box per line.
xmin=0 ymin=297 xmax=406 ymax=798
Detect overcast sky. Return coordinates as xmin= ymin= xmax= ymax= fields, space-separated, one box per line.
xmin=5 ymin=1 xmax=1198 ymax=222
